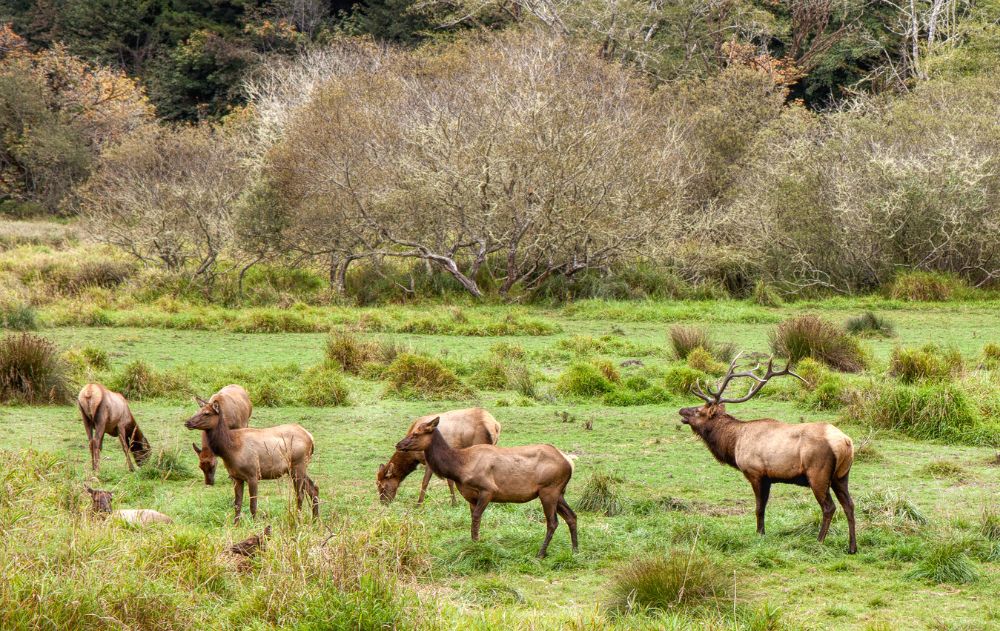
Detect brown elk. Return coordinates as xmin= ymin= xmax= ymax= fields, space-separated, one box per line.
xmin=78 ymin=383 xmax=151 ymax=474
xmin=191 ymin=385 xmax=252 ymax=485
xmin=85 ymin=486 xmax=173 ymax=525
xmin=377 ymin=408 xmax=501 ymax=505
xmin=184 ymin=399 xmax=319 ymax=524
xmin=395 ymin=417 xmax=577 ymax=558
xmin=679 ymin=354 xmax=857 ymax=554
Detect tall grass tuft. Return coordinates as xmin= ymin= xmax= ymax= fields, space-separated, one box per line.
xmin=577 ymin=471 xmax=624 ymax=516
xmin=669 ymin=325 xmax=711 ymax=360
xmin=770 ymin=315 xmax=866 ymax=372
xmin=860 ymin=488 xmax=927 ymax=529
xmin=888 ymin=271 xmax=968 ymax=302
xmin=556 ymin=363 xmax=615 ymax=397
xmin=889 ymin=344 xmax=962 ymax=383
xmin=906 ymin=541 xmax=980 ymax=584
xmin=607 ymin=549 xmax=731 ymax=615
xmin=300 ymin=364 xmax=350 ymax=406
xmin=111 ymin=360 xmax=190 ymax=400
xmin=845 ymin=311 xmax=895 ymax=338
xmin=751 ymin=280 xmax=783 ymax=307
xmin=385 ymin=353 xmax=469 ymax=400
xmin=0 ymin=302 xmax=38 ymax=331
xmin=138 ymin=445 xmax=197 ymax=481
xmin=0 ymin=333 xmax=71 ymax=403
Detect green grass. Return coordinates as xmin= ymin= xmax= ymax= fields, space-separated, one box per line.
xmin=0 ymin=299 xmax=998 ymax=629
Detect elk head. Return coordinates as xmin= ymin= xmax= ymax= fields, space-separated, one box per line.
xmin=192 ymin=442 xmax=217 ymax=485
xmin=395 ymin=417 xmax=440 ymax=452
xmin=375 ymin=462 xmax=399 ymax=504
xmin=680 ymin=353 xmax=803 ymax=428
xmin=185 ymin=395 xmax=222 ymax=431
xmin=85 ymin=485 xmax=113 ymax=513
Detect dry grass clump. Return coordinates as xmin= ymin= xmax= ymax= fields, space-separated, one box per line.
xmin=0 ymin=333 xmax=71 ymax=403
xmin=669 ymin=325 xmax=711 ymax=360
xmin=607 ymin=549 xmax=731 ymax=615
xmin=577 ymin=471 xmax=624 ymax=516
xmin=770 ymin=314 xmax=867 ymax=372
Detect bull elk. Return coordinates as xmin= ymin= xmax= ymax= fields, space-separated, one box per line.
xmin=395 ymin=417 xmax=577 ymax=558
xmin=86 ymin=486 xmax=173 ymax=525
xmin=191 ymin=385 xmax=252 ymax=485
xmin=184 ymin=398 xmax=319 ymax=524
xmin=78 ymin=383 xmax=151 ymax=474
xmin=679 ymin=354 xmax=857 ymax=554
xmin=377 ymin=408 xmax=501 ymax=505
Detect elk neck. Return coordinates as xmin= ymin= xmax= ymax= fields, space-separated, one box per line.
xmin=205 ymin=409 xmax=237 ymax=459
xmin=388 ymin=450 xmax=422 ymax=481
xmin=691 ymin=412 xmax=743 ymax=469
xmin=423 ymin=429 xmax=464 ymax=482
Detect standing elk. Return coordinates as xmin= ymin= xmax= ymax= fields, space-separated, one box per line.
xmin=78 ymin=383 xmax=151 ymax=474
xmin=376 ymin=408 xmax=501 ymax=505
xmin=86 ymin=486 xmax=173 ymax=525
xmin=395 ymin=417 xmax=577 ymax=558
xmin=679 ymin=354 xmax=857 ymax=554
xmin=191 ymin=385 xmax=252 ymax=485
xmin=184 ymin=398 xmax=319 ymax=524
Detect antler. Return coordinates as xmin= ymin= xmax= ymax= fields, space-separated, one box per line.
xmin=691 ymin=353 xmax=804 ymax=405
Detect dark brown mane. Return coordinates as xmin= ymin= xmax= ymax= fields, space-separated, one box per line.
xmin=423 ymin=429 xmax=464 ymax=482
xmin=387 ymin=450 xmax=421 ymax=480
xmin=205 ymin=407 xmax=237 ymax=458
xmin=688 ymin=412 xmax=741 ymax=468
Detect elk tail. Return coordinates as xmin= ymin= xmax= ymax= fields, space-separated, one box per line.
xmin=78 ymin=385 xmax=101 ymax=425
xmin=559 ymin=451 xmax=577 ymax=474
xmin=486 ymin=422 xmax=500 ymax=446
xmin=121 ymin=416 xmax=152 ymax=466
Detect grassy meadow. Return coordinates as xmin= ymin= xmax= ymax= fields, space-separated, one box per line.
xmin=1 ymin=292 xmax=998 ymax=630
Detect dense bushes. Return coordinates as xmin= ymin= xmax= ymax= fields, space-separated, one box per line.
xmin=770 ymin=315 xmax=867 ymax=372
xmin=0 ymin=333 xmax=70 ymax=403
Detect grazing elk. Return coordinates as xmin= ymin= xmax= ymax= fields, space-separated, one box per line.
xmin=377 ymin=408 xmax=501 ymax=505
xmin=184 ymin=399 xmax=319 ymax=524
xmin=679 ymin=355 xmax=857 ymax=554
xmin=395 ymin=417 xmax=577 ymax=558
xmin=86 ymin=486 xmax=173 ymax=525
xmin=191 ymin=385 xmax=252 ymax=485
xmin=78 ymin=383 xmax=151 ymax=474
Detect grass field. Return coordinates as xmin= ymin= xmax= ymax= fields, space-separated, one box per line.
xmin=1 ymin=299 xmax=998 ymax=630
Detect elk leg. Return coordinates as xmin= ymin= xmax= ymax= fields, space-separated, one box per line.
xmin=308 ymin=477 xmax=320 ymax=518
xmin=248 ymin=479 xmax=259 ymax=520
xmin=470 ymin=494 xmax=491 ymax=542
xmin=556 ymin=497 xmax=578 ymax=553
xmin=537 ymin=491 xmax=560 ymax=559
xmin=832 ymin=475 xmax=857 ymax=554
xmin=447 ymin=480 xmax=457 ymax=507
xmin=810 ymin=478 xmax=837 ymax=543
xmin=745 ymin=473 xmax=770 ymax=535
xmin=91 ymin=416 xmax=107 ymax=475
xmin=117 ymin=432 xmax=135 ymax=472
xmin=233 ymin=479 xmax=245 ymax=525
xmin=417 ymin=466 xmax=433 ymax=505
xmin=83 ymin=420 xmax=97 ymax=472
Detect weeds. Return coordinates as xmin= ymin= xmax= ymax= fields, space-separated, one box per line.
xmin=110 ymin=360 xmax=190 ymax=401
xmin=669 ymin=326 xmax=711 ymax=360
xmin=300 ymin=365 xmax=350 ymax=406
xmin=557 ymin=363 xmax=615 ymax=397
xmin=0 ymin=302 xmax=37 ymax=331
xmin=860 ymin=488 xmax=927 ymax=529
xmin=917 ymin=460 xmax=968 ymax=481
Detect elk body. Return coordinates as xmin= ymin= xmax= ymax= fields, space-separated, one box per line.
xmin=184 ymin=399 xmax=318 ymax=524
xmin=680 ymin=356 xmax=857 ymax=553
xmin=377 ymin=408 xmax=501 ymax=505
xmin=86 ymin=486 xmax=173 ymax=525
xmin=77 ymin=383 xmax=151 ymax=474
xmin=191 ymin=385 xmax=252 ymax=485
xmin=395 ymin=417 xmax=577 ymax=558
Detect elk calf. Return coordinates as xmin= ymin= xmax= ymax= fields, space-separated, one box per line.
xmin=86 ymin=486 xmax=173 ymax=525
xmin=376 ymin=408 xmax=501 ymax=505
xmin=395 ymin=417 xmax=577 ymax=558
xmin=185 ymin=398 xmax=319 ymax=524
xmin=679 ymin=355 xmax=857 ymax=554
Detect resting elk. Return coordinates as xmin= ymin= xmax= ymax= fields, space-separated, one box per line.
xmin=78 ymin=383 xmax=151 ymax=474
xmin=679 ymin=354 xmax=857 ymax=553
xmin=191 ymin=385 xmax=252 ymax=485
xmin=86 ymin=486 xmax=173 ymax=525
xmin=395 ymin=417 xmax=577 ymax=558
xmin=376 ymin=408 xmax=501 ymax=505
xmin=184 ymin=398 xmax=319 ymax=524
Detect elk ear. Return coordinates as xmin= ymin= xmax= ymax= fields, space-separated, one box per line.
xmin=211 ymin=401 xmax=221 ymax=414
xmin=192 ymin=442 xmax=202 ymax=455
xmin=426 ymin=416 xmax=440 ymax=430
xmin=85 ymin=485 xmax=94 ymax=495
xmin=195 ymin=395 xmax=208 ymax=406
xmin=377 ymin=463 xmax=385 ymax=477
xmin=385 ymin=463 xmax=396 ymax=478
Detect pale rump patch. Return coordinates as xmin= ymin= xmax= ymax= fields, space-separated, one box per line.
xmin=559 ymin=451 xmax=577 ymax=473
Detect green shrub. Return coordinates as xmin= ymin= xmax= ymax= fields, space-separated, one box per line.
xmin=810 ymin=378 xmax=846 ymax=410
xmin=111 ymin=360 xmax=189 ymax=400
xmin=889 ymin=271 xmax=968 ymax=302
xmin=0 ymin=333 xmax=71 ymax=403
xmin=664 ymin=366 xmax=710 ymax=396
xmin=301 ymin=365 xmax=350 ymax=406
xmin=889 ymin=344 xmax=962 ymax=383
xmin=0 ymin=302 xmax=38 ymax=331
xmin=325 ymin=331 xmax=372 ymax=374
xmin=770 ymin=314 xmax=867 ymax=372
xmin=385 ymin=354 xmax=469 ymax=400
xmin=980 ymin=343 xmax=1000 ymax=369
xmin=845 ymin=311 xmax=895 ymax=338
xmin=603 ymin=386 xmax=671 ymax=406
xmin=794 ymin=358 xmax=826 ymax=390
xmin=751 ymin=280 xmax=783 ymax=307
xmin=556 ymin=363 xmax=615 ymax=397
xmin=686 ymin=347 xmax=723 ymax=374
xmin=592 ymin=358 xmax=621 ymax=384
xmin=577 ymin=471 xmax=624 ymax=516
xmin=669 ymin=325 xmax=711 ymax=360
xmin=981 ymin=506 xmax=1000 ymax=541
xmin=906 ymin=542 xmax=980 ymax=584
xmin=607 ymin=550 xmax=731 ymax=615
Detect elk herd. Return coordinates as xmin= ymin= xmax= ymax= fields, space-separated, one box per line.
xmin=77 ymin=353 xmax=858 ymax=557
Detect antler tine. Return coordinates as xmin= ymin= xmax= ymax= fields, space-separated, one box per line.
xmin=716 ymin=356 xmax=801 ymax=404
xmin=690 ymin=379 xmax=714 ymax=404
xmin=709 ymin=351 xmax=745 ymax=401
